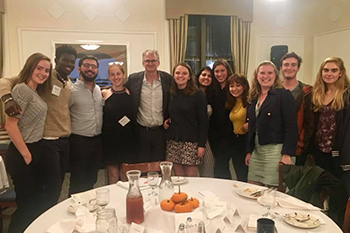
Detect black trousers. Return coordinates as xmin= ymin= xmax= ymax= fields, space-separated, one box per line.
xmin=68 ymin=134 xmax=102 ymax=195
xmin=136 ymin=125 xmax=166 ymax=162
xmin=41 ymin=137 xmax=69 ymax=207
xmin=214 ymin=134 xmax=248 ymax=181
xmin=6 ymin=141 xmax=46 ymax=233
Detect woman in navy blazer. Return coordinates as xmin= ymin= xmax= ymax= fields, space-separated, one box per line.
xmin=245 ymin=61 xmax=297 ymax=187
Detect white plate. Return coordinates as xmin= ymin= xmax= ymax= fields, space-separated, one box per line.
xmin=171 ymin=176 xmax=187 ymax=185
xmin=235 ymin=186 xmax=265 ymax=199
xmin=283 ymin=212 xmax=321 ymax=229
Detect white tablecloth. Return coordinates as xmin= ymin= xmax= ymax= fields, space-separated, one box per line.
xmin=24 ymin=177 xmax=342 ymax=233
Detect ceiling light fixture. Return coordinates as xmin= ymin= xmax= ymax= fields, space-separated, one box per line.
xmin=80 ymin=44 xmax=100 ymax=50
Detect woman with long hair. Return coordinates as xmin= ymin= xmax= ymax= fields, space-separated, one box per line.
xmin=245 ymin=61 xmax=297 ymax=187
xmin=207 ymin=59 xmax=235 ymax=179
xmin=222 ymin=74 xmax=250 ymax=181
xmin=5 ymin=53 xmax=52 ymax=233
xmin=101 ymin=64 xmax=136 ymax=184
xmin=196 ymin=67 xmax=215 ymax=177
xmin=310 ymin=57 xmax=350 ymax=194
xmin=164 ymin=63 xmax=208 ymax=176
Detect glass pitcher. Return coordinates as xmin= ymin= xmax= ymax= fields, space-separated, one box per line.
xmin=126 ymin=170 xmax=144 ymax=224
xmin=158 ymin=161 xmax=174 ymax=202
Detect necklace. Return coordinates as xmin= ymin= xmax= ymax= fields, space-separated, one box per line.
xmin=111 ymin=87 xmax=126 ymax=94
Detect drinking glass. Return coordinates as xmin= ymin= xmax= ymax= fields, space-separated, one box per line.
xmin=147 ymin=172 xmax=159 ymax=197
xmin=261 ymin=188 xmax=276 ymax=219
xmin=96 ymin=189 xmax=110 ymax=209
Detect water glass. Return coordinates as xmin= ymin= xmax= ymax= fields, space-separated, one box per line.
xmin=147 ymin=172 xmax=159 ymax=197
xmin=97 ymin=188 xmax=110 ymax=209
xmin=262 ymin=188 xmax=276 ymax=219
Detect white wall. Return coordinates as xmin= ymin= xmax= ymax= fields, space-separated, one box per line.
xmin=3 ymin=0 xmax=170 ymax=77
xmin=3 ymin=0 xmax=350 ymax=84
xmin=248 ymin=0 xmax=350 ymax=85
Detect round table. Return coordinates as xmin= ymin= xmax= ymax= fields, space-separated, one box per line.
xmin=25 ymin=177 xmax=342 ymax=233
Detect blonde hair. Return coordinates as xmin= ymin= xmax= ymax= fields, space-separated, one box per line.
xmin=248 ymin=61 xmax=282 ymax=102
xmin=312 ymin=57 xmax=350 ymax=111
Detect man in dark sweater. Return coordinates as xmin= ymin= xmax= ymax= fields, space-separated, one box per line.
xmin=281 ymin=52 xmax=313 ymax=165
xmin=125 ymin=50 xmax=172 ymax=162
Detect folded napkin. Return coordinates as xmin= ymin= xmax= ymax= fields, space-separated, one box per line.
xmin=277 ymin=197 xmax=320 ymax=211
xmin=46 ymin=206 xmax=96 ymax=233
xmin=116 ymin=180 xmax=151 ymax=191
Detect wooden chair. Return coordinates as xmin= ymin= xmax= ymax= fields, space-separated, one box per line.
xmin=343 ymin=197 xmax=350 ymax=233
xmin=120 ymin=161 xmax=161 ymax=181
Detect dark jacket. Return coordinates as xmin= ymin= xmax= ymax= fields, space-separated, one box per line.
xmin=125 ymin=70 xmax=172 ymax=123
xmin=328 ymin=88 xmax=350 ymax=165
xmin=246 ymin=88 xmax=298 ymax=156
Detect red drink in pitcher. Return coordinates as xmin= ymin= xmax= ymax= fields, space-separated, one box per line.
xmin=126 ymin=196 xmax=144 ymax=224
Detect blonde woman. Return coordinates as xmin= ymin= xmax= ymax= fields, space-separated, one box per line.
xmin=5 ymin=53 xmax=52 ymax=233
xmin=245 ymin=61 xmax=297 ymax=187
xmin=310 ymin=57 xmax=350 ymax=194
xmin=101 ymin=64 xmax=136 ymax=184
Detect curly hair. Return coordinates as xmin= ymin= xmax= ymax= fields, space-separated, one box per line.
xmin=55 ymin=45 xmax=77 ymax=60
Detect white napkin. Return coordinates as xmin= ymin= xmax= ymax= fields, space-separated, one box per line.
xmin=0 ymin=156 xmax=9 ymax=189
xmin=46 ymin=206 xmax=95 ymax=233
xmin=277 ymin=197 xmax=320 ymax=210
xmin=116 ymin=180 xmax=151 ymax=191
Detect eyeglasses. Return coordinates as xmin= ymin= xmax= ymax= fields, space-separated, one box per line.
xmin=82 ymin=63 xmax=98 ymax=69
xmin=143 ymin=59 xmax=159 ymax=64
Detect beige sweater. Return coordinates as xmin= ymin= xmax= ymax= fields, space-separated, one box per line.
xmin=0 ymin=70 xmax=72 ymax=137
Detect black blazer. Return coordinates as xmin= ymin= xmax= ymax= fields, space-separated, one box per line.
xmin=125 ymin=70 xmax=172 ymax=123
xmin=246 ymin=88 xmax=298 ymax=156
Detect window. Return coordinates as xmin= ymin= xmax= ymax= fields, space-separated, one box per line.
xmin=185 ymin=15 xmax=233 ymax=75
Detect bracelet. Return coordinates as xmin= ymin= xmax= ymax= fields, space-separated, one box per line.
xmin=3 ymin=97 xmax=13 ymax=105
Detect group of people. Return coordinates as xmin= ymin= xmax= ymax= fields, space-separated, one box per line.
xmin=0 ymin=45 xmax=350 ymax=232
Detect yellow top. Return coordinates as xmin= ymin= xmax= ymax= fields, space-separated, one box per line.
xmin=229 ymin=98 xmax=247 ymax=135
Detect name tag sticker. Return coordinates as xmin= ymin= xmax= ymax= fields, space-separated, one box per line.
xmin=118 ymin=116 xmax=131 ymax=127
xmin=51 ymin=85 xmax=61 ymax=96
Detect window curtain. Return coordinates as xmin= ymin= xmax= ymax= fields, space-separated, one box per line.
xmin=0 ymin=11 xmax=5 ymax=124
xmin=230 ymin=16 xmax=251 ymax=76
xmin=168 ymin=15 xmax=188 ymax=69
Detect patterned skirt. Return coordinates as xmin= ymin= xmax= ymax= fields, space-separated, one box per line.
xmin=166 ymin=140 xmax=203 ymax=166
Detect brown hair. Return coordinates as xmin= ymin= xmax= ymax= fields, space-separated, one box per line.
xmin=225 ymin=74 xmax=250 ymax=110
xmin=18 ymin=53 xmax=52 ymax=93
xmin=170 ymin=63 xmax=198 ymax=97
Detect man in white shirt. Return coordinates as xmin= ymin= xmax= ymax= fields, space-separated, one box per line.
xmin=125 ymin=50 xmax=172 ymax=162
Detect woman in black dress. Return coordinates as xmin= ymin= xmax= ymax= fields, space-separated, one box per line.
xmin=102 ymin=64 xmax=136 ymax=184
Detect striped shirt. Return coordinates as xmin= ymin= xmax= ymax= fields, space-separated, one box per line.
xmin=12 ymin=83 xmax=47 ymax=143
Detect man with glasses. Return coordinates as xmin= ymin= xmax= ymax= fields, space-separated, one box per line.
xmin=125 ymin=49 xmax=172 ymax=162
xmin=0 ymin=45 xmax=77 ymax=208
xmin=69 ymin=55 xmax=103 ymax=194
